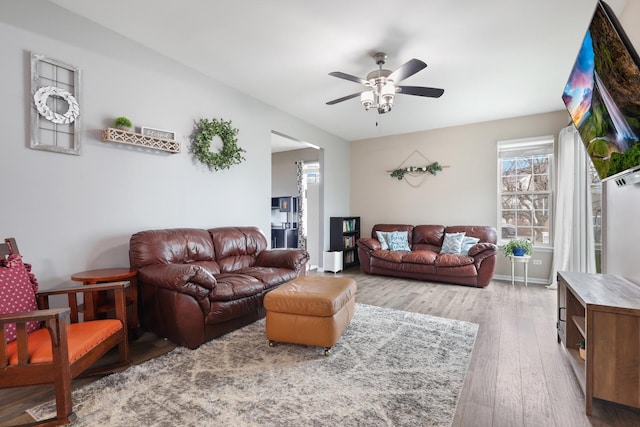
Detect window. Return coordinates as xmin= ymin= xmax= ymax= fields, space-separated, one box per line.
xmin=498 ymin=136 xmax=554 ymax=245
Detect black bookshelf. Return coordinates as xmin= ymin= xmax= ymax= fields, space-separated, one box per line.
xmin=329 ymin=216 xmax=361 ymax=269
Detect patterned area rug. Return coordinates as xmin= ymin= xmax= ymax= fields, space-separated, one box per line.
xmin=29 ymin=304 xmax=478 ymax=427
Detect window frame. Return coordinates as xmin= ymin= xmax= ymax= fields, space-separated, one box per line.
xmin=497 ymin=136 xmax=555 ymax=247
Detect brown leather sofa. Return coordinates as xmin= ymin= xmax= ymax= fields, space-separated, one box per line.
xmin=357 ymin=224 xmax=498 ymax=288
xmin=129 ymin=226 xmax=309 ymax=349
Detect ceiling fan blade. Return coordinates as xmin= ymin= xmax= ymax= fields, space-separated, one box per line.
xmin=388 ymin=58 xmax=427 ymax=83
xmin=397 ymin=85 xmax=444 ymax=98
xmin=326 ymin=92 xmax=363 ymax=105
xmin=328 ymin=71 xmax=368 ymax=86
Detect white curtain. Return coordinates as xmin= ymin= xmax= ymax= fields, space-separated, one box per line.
xmin=548 ymin=125 xmax=596 ymax=289
xmin=295 ymin=161 xmax=307 ymax=251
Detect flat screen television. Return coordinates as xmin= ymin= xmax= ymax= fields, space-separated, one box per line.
xmin=562 ymin=0 xmax=640 ymax=183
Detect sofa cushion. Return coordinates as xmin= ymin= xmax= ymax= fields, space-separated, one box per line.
xmin=412 ymin=225 xmax=445 ymax=246
xmin=130 ymin=228 xmax=215 ymax=268
xmin=440 ymin=232 xmax=466 ymax=254
xmin=402 ymin=250 xmax=438 ymax=265
xmin=238 ymin=266 xmax=299 ymax=288
xmin=209 ymin=227 xmax=268 ymax=272
xmin=435 ymin=253 xmax=475 ymax=267
xmin=210 ymin=273 xmax=266 ymax=301
xmin=371 ymin=250 xmax=405 ymax=264
xmin=387 ymin=231 xmax=411 ymax=251
xmin=0 ymin=254 xmax=41 ymax=343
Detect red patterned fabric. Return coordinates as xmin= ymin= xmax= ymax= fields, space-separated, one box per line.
xmin=0 ymin=254 xmax=40 ymax=342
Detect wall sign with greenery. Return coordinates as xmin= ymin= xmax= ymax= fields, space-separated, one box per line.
xmin=390 ymin=162 xmax=443 ymax=180
xmin=387 ymin=149 xmax=448 ymax=187
xmin=193 ymin=118 xmax=245 ymax=170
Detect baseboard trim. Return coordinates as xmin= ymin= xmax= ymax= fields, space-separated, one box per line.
xmin=493 ymin=274 xmax=551 ymax=286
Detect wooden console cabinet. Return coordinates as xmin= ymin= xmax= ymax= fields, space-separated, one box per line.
xmin=557 ymin=271 xmax=640 ymax=414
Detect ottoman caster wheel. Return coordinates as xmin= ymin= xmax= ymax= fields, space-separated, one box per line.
xmin=268 ymin=340 xmax=276 ymax=348
xmin=324 ymin=348 xmax=332 ymax=356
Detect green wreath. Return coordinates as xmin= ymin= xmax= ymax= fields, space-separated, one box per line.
xmin=192 ymin=118 xmax=246 ymax=170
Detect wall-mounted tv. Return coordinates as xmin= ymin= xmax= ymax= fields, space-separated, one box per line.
xmin=562 ymin=0 xmax=640 ymax=183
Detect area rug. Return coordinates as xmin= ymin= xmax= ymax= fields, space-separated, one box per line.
xmin=28 ymin=304 xmax=478 ymax=427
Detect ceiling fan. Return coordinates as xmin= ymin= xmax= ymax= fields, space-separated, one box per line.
xmin=326 ymin=52 xmax=444 ymax=114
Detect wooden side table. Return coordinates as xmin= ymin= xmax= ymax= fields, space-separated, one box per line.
xmin=508 ymin=255 xmax=531 ymax=287
xmin=71 ymin=268 xmax=138 ymax=338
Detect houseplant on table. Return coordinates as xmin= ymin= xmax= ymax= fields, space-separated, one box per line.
xmin=502 ymin=237 xmax=533 ymax=257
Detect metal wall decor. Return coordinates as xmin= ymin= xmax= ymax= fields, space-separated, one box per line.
xmin=30 ymin=52 xmax=82 ymax=155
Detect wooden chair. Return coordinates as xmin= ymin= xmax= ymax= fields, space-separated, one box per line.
xmin=0 ymin=238 xmax=130 ymax=426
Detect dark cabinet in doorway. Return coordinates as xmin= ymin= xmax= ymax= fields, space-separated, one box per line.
xmin=271 ymin=228 xmax=297 ymax=249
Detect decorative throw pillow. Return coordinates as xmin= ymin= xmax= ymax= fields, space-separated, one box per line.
xmin=0 ymin=254 xmax=41 ymax=343
xmin=460 ymin=236 xmax=480 ymax=256
xmin=376 ymin=231 xmax=390 ymax=250
xmin=387 ymin=231 xmax=412 ymax=251
xmin=440 ymin=232 xmax=466 ymax=254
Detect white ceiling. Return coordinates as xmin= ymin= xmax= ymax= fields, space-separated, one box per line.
xmin=49 ymin=0 xmax=628 ymax=142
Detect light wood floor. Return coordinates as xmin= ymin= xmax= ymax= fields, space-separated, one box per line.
xmin=2 ymin=269 xmax=640 ymax=426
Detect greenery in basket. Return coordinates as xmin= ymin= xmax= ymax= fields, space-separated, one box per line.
xmin=578 ymin=339 xmax=586 ymax=349
xmin=114 ymin=116 xmax=132 ymax=129
xmin=502 ymin=237 xmax=533 ymax=256
xmin=192 ymin=118 xmax=245 ymax=171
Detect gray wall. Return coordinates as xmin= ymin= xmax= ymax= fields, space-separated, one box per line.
xmin=0 ymin=1 xmax=349 ymax=289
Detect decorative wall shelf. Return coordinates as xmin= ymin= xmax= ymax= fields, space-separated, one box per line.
xmin=101 ymin=127 xmax=180 ymax=153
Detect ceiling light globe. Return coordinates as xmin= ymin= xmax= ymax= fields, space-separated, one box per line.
xmin=361 ymin=91 xmax=374 ymax=111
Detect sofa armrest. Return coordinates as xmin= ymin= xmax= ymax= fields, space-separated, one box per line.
xmin=357 ymin=237 xmax=381 ymax=252
xmin=138 ymin=264 xmax=216 ymax=298
xmin=255 ymin=249 xmax=309 ymax=272
xmin=468 ymin=242 xmax=498 ymax=273
xmin=0 ymin=308 xmax=71 ymax=367
xmin=468 ymin=242 xmax=498 ymax=257
xmin=0 ymin=307 xmax=69 ymax=325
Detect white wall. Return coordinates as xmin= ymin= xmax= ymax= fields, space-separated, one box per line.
xmin=0 ymin=1 xmax=349 ymax=289
xmin=350 ymin=111 xmax=569 ymax=281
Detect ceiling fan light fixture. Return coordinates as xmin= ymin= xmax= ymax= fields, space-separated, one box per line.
xmin=380 ymin=82 xmax=395 ymax=101
xmin=360 ymin=90 xmax=375 ymax=110
xmin=377 ymin=101 xmax=392 ymax=114
xmin=327 ymin=52 xmax=443 ymax=114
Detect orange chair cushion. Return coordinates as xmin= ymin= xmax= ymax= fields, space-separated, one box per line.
xmin=7 ymin=319 xmax=122 ymax=365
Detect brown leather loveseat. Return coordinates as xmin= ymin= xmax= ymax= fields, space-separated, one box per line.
xmin=357 ymin=224 xmax=498 ymax=288
xmin=129 ymin=226 xmax=309 ymax=349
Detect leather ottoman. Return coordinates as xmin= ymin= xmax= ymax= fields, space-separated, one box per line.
xmin=264 ymin=275 xmax=356 ymax=355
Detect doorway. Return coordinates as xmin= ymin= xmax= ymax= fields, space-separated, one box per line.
xmin=271 ymin=132 xmax=322 ymax=269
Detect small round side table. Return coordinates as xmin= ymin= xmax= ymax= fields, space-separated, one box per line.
xmin=71 ymin=268 xmax=138 ymax=338
xmin=508 ymin=255 xmax=531 ymax=287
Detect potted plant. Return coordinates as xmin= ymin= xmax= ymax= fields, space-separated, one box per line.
xmin=578 ymin=339 xmax=586 ymax=360
xmin=114 ymin=116 xmax=133 ymax=131
xmin=502 ymin=238 xmax=533 ymax=257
